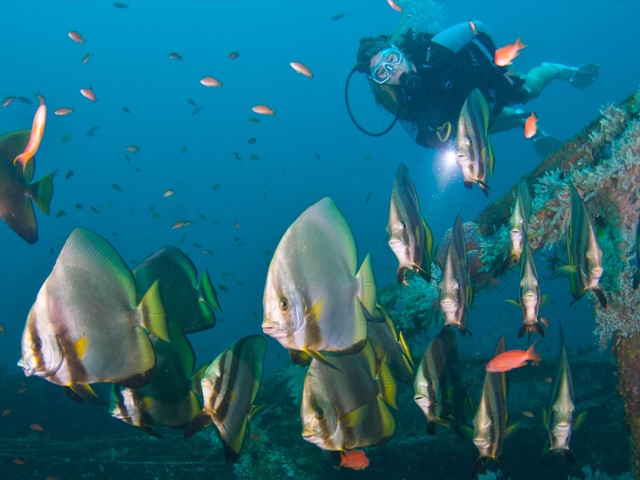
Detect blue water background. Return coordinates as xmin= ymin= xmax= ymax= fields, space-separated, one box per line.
xmin=1 ymin=0 xmax=638 ymax=378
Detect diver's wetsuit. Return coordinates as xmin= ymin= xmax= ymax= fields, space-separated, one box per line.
xmin=396 ymin=26 xmax=529 ymax=149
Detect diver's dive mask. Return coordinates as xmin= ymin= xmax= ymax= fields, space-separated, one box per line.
xmin=370 ymin=47 xmax=404 ymax=84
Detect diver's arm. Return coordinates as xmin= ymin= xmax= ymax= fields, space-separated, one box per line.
xmin=431 ymin=21 xmax=492 ymax=54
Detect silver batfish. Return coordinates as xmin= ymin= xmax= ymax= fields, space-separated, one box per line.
xmin=263 ymin=197 xmax=376 ymax=358
xmin=18 ymin=227 xmax=168 ymax=395
xmin=509 ymin=178 xmax=531 ymax=262
xmin=456 ymin=88 xmax=494 ymax=196
xmin=387 ymin=163 xmax=433 ymax=284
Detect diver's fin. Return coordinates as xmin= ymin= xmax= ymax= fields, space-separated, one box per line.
xmin=531 ymin=132 xmax=563 ymax=160
xmin=569 ymin=64 xmax=599 ymax=90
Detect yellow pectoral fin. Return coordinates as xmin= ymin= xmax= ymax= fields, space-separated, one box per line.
xmin=74 ymin=336 xmax=88 ymax=361
xmin=306 ymin=298 xmax=325 ymax=324
xmin=342 ymin=405 xmax=369 ymax=428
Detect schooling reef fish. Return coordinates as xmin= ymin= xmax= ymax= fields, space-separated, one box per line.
xmin=18 ymin=227 xmax=168 ymax=400
xmin=133 ymin=245 xmax=220 ymax=334
xmin=438 ymin=215 xmax=473 ymax=335
xmin=262 ymin=197 xmax=376 ymax=360
xmin=0 ymin=130 xmax=53 ymax=244
xmin=301 ymin=342 xmax=396 ymax=453
xmin=509 ymin=178 xmax=531 ymax=262
xmin=387 ymin=163 xmax=433 ymax=283
xmin=456 ymin=89 xmax=494 ymax=196
xmin=559 ymin=182 xmax=607 ymax=307
xmin=185 ymin=335 xmax=267 ymax=461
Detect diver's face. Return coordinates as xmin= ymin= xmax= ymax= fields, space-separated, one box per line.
xmin=369 ymin=47 xmax=414 ymax=86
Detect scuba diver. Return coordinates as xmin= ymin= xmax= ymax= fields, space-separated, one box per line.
xmin=346 ymin=21 xmax=599 ymax=159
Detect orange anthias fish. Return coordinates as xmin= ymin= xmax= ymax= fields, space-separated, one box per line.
xmin=0 ymin=324 xmax=6 ymax=333
xmin=80 ymin=88 xmax=97 ymax=102
xmin=387 ymin=0 xmax=402 ymax=12
xmin=486 ymin=343 xmax=540 ymax=373
xmin=228 ymin=50 xmax=239 ymax=60
xmin=494 ymin=37 xmax=526 ymax=67
xmin=524 ymin=112 xmax=538 ymax=138
xmin=54 ymin=107 xmax=73 ymax=116
xmin=290 ymin=62 xmax=313 ymax=78
xmin=200 ymin=76 xmax=222 ymax=88
xmin=252 ymin=105 xmax=275 ymax=116
xmin=340 ymin=450 xmax=370 ymax=470
xmin=68 ymin=31 xmax=85 ymax=44
xmin=30 ymin=423 xmax=44 ymax=432
xmin=14 ymin=104 xmax=47 ymax=175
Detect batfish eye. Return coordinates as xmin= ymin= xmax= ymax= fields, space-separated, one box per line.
xmin=279 ymin=297 xmax=289 ymax=312
xmin=315 ymin=407 xmax=324 ymax=419
xmin=31 ymin=338 xmax=42 ymax=352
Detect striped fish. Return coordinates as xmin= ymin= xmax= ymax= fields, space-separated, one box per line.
xmin=110 ymin=323 xmax=202 ymax=437
xmin=262 ymin=197 xmax=376 ymax=359
xmin=414 ymin=325 xmax=470 ymax=436
xmin=301 ymin=341 xmax=396 ymax=452
xmin=185 ymin=335 xmax=267 ymax=461
xmin=18 ymin=227 xmax=168 ymax=398
xmin=133 ymin=246 xmax=220 ymax=334
xmin=560 ymin=182 xmax=607 ymax=307
xmin=471 ymin=336 xmax=514 ymax=476
xmin=387 ymin=163 xmax=433 ymax=283
xmin=439 ymin=215 xmax=473 ymax=335
xmin=456 ymin=88 xmax=494 ymax=196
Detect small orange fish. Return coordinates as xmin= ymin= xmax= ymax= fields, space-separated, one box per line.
xmin=13 ymin=458 xmax=25 ymax=465
xmin=494 ymin=37 xmax=526 ymax=66
xmin=252 ymin=105 xmax=275 ymax=116
xmin=469 ymin=21 xmax=478 ymax=35
xmin=521 ymin=410 xmax=535 ymax=418
xmin=68 ymin=31 xmax=85 ymax=44
xmin=168 ymin=52 xmax=183 ymax=60
xmin=173 ymin=219 xmax=193 ymax=229
xmin=17 ymin=387 xmax=26 ymax=394
xmin=486 ymin=342 xmax=540 ymax=373
xmin=228 ymin=50 xmax=239 ymax=60
xmin=544 ymin=376 xmax=553 ymax=383
xmin=54 ymin=107 xmax=74 ymax=116
xmin=540 ymin=317 xmax=549 ymax=327
xmin=80 ymin=88 xmax=96 ymax=102
xmin=524 ymin=112 xmax=538 ymax=139
xmin=339 ymin=450 xmax=370 ymax=470
xmin=162 ymin=189 xmax=175 ymax=198
xmin=200 ymin=76 xmax=222 ymax=88
xmin=2 ymin=409 xmax=11 ymax=416
xmin=30 ymin=423 xmax=44 ymax=432
xmin=36 ymin=94 xmax=45 ymax=106
xmin=290 ymin=62 xmax=313 ymax=78
xmin=2 ymin=96 xmax=15 ymax=107
xmin=0 ymin=324 xmax=6 ymax=333
xmin=387 ymin=0 xmax=402 ymax=12
xmin=14 ymin=104 xmax=47 ymax=174
xmin=126 ymin=145 xmax=139 ymax=153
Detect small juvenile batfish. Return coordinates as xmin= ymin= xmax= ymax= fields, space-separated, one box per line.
xmin=185 ymin=335 xmax=267 ymax=461
xmin=542 ymin=324 xmax=585 ymax=465
xmin=0 ymin=129 xmax=54 ymax=244
xmin=387 ymin=163 xmax=433 ymax=284
xmin=262 ymin=197 xmax=376 ymax=357
xmin=506 ymin=239 xmax=546 ymax=339
xmin=456 ymin=89 xmax=494 ymax=196
xmin=17 ymin=227 xmax=169 ymax=396
xmin=68 ymin=31 xmax=85 ymax=44
xmin=289 ymin=62 xmax=313 ymax=78
xmin=509 ymin=179 xmax=531 ymax=262
xmin=133 ymin=245 xmax=220 ymax=334
xmin=252 ymin=105 xmax=275 ymax=116
xmin=14 ymin=104 xmax=46 ymax=177
xmin=559 ymin=182 xmax=607 ymax=307
xmin=472 ymin=337 xmax=513 ymax=476
xmin=486 ymin=342 xmax=540 ymax=373
xmin=524 ymin=112 xmax=538 ymax=138
xmin=438 ymin=215 xmax=473 ymax=335
xmin=54 ymin=107 xmax=73 ymax=116
xmin=494 ymin=37 xmax=526 ymax=66
xmin=339 ymin=450 xmax=370 ymax=470
xmin=110 ymin=323 xmax=201 ymax=437
xmin=80 ymin=88 xmax=96 ymax=102
xmin=301 ymin=342 xmax=397 ymax=452
xmin=414 ymin=325 xmax=470 ymax=436
xmin=200 ymin=76 xmax=222 ymax=88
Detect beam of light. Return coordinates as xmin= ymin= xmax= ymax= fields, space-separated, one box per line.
xmin=433 ymin=144 xmax=460 ymax=191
